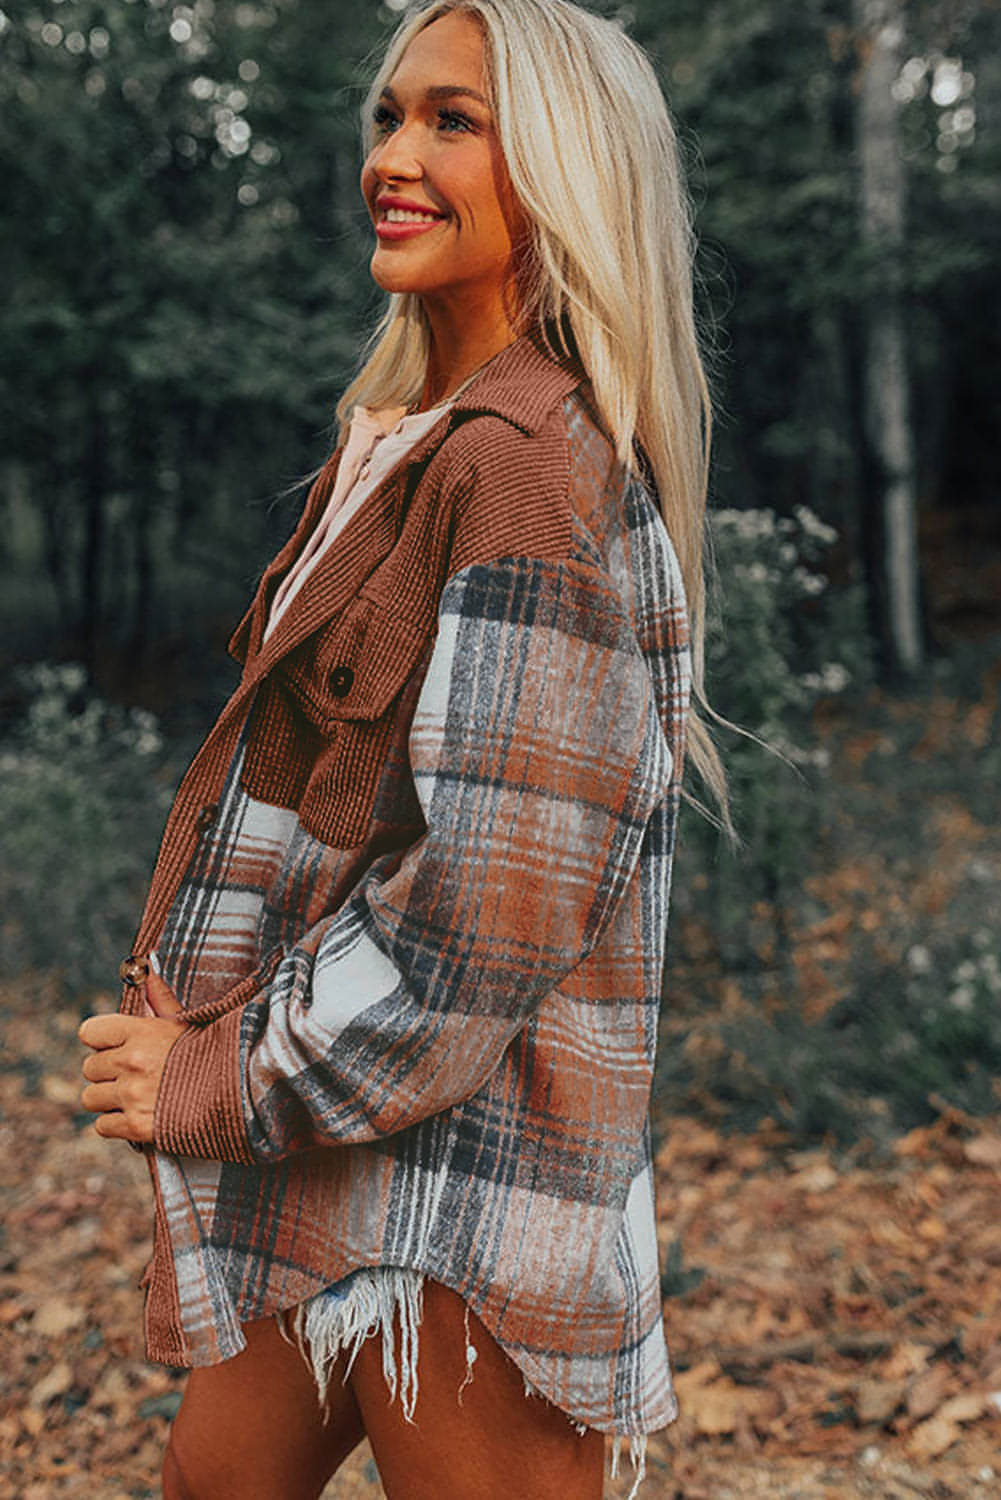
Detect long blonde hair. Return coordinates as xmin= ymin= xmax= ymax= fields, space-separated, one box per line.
xmin=340 ymin=0 xmax=727 ymax=820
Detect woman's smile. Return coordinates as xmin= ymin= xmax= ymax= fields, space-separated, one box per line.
xmin=374 ymin=193 xmax=449 ymax=239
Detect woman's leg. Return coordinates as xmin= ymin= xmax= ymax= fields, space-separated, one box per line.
xmin=348 ymin=1279 xmax=606 ymax=1500
xmin=162 ymin=1314 xmax=365 ymax=1500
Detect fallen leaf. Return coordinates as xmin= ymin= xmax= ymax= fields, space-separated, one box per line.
xmin=882 ymin=1342 xmax=933 ymax=1380
xmin=138 ymin=1391 xmax=183 ymax=1420
xmin=908 ymin=1413 xmax=960 ymax=1459
xmin=32 ymin=1298 xmax=86 ymax=1337
xmin=894 ymin=1125 xmax=935 ymax=1158
xmin=673 ymin=1359 xmax=723 ymax=1397
xmin=789 ymin=1162 xmax=839 ymax=1193
xmin=906 ymin=1363 xmax=951 ymax=1421
xmin=938 ymin=1391 xmax=986 ymax=1424
xmin=42 ymin=1074 xmax=80 ymax=1106
xmin=964 ymin=1134 xmax=1001 ymax=1169
xmin=89 ymin=1365 xmax=131 ymax=1407
xmin=683 ymin=1376 xmax=778 ymax=1437
xmin=854 ymin=1377 xmax=906 ymax=1425
xmin=29 ymin=1360 xmax=73 ymax=1407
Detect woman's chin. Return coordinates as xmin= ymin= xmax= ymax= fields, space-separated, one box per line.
xmin=369 ymin=247 xmax=429 ymax=298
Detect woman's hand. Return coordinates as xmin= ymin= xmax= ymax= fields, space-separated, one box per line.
xmin=78 ymin=971 xmax=188 ymax=1144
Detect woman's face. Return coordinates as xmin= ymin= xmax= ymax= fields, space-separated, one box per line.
xmin=361 ymin=12 xmax=525 ymax=323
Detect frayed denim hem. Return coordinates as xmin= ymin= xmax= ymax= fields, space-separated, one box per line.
xmin=279 ymin=1267 xmax=426 ymax=1423
xmin=278 ymin=1267 xmax=649 ymax=1499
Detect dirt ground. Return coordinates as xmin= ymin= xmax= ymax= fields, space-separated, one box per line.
xmin=2 ymin=974 xmax=999 ymax=1498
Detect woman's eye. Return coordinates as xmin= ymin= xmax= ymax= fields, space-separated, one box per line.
xmin=437 ymin=108 xmax=473 ymax=133
xmin=372 ymin=104 xmax=400 ymax=134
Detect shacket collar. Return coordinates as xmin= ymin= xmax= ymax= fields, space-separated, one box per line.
xmin=231 ymin=331 xmax=583 ymax=673
xmin=451 ymin=329 xmax=583 ymax=434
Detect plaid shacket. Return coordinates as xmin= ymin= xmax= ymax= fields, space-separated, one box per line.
xmin=122 ymin=334 xmax=690 ymax=1437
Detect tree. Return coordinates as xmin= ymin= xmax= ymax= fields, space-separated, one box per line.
xmin=627 ymin=0 xmax=1000 ymax=672
xmin=0 ymin=0 xmax=390 ymax=677
xmin=854 ymin=0 xmax=923 ymax=675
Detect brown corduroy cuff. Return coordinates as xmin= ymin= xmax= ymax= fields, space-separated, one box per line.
xmin=152 ymin=1007 xmax=256 ymax=1164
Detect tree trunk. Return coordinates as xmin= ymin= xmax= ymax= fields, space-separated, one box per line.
xmin=37 ymin=460 xmax=76 ymax=633
xmin=79 ymin=397 xmax=108 ymax=676
xmin=854 ymin=0 xmax=923 ymax=676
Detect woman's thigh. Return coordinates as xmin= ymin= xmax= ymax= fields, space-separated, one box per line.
xmin=163 ymin=1314 xmax=365 ymax=1500
xmin=348 ymin=1279 xmax=605 ymax=1500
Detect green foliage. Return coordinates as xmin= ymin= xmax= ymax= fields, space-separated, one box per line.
xmin=3 ymin=0 xmax=1000 ymax=662
xmin=0 ymin=664 xmax=175 ymax=992
xmin=0 ymin=0 xmax=394 ymax=657
xmin=678 ymin=507 xmax=871 ymax=963
xmin=678 ymin=930 xmax=1001 ymax=1145
xmin=627 ymin=0 xmax=1001 ymax=519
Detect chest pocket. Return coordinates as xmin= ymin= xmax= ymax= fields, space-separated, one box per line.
xmin=240 ymin=594 xmax=433 ymax=848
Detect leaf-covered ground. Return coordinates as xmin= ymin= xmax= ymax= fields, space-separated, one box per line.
xmin=1 ymin=972 xmax=999 ymax=1499
xmin=3 ymin=643 xmax=1001 ymax=1497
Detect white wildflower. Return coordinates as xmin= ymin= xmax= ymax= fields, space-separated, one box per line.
xmin=713 ymin=508 xmax=778 ymax=542
xmin=907 ymin=944 xmax=933 ymax=975
xmin=793 ymin=505 xmax=838 ymax=545
xmin=820 ymin=662 xmax=851 ymax=693
xmin=793 ymin=567 xmax=827 ymax=596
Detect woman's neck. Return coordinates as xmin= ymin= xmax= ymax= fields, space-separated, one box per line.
xmin=418 ymin=291 xmax=523 ymax=410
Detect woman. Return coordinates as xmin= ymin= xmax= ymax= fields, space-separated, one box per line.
xmin=79 ymin=2 xmax=724 ymax=1496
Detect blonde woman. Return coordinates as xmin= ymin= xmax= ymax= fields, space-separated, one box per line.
xmin=79 ymin=2 xmax=723 ymax=1496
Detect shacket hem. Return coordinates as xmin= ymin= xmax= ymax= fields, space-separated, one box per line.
xmin=139 ymin=1251 xmax=678 ymax=1439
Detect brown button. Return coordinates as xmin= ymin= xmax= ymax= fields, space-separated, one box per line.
xmin=119 ymin=955 xmax=149 ymax=987
xmin=329 ymin=666 xmax=354 ymax=698
xmin=195 ymin=803 xmax=219 ymax=834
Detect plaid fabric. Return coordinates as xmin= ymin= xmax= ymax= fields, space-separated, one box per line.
xmin=130 ymin=340 xmax=691 ymax=1438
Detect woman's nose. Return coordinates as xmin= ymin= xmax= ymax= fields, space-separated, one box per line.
xmin=372 ymin=126 xmax=422 ymax=182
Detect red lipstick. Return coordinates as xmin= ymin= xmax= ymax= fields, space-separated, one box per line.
xmin=374 ymin=195 xmax=447 ymax=241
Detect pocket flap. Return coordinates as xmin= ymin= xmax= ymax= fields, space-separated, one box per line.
xmin=279 ymin=596 xmax=430 ymax=731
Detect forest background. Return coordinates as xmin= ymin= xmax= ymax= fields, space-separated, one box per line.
xmin=1 ymin=0 xmax=1000 ymax=1495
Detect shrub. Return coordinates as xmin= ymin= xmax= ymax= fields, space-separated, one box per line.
xmin=0 ymin=663 xmax=175 ymax=993
xmin=673 ymin=930 xmax=1001 ymax=1144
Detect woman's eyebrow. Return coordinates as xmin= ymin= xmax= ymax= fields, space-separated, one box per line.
xmin=380 ymin=83 xmax=489 ymax=106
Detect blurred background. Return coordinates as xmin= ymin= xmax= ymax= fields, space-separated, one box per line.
xmin=1 ymin=0 xmax=999 ymax=1140
xmin=3 ymin=4 xmax=1001 ymax=1494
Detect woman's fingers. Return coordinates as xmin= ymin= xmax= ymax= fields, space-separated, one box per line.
xmin=94 ymin=1110 xmax=147 ymax=1141
xmin=81 ymin=1050 xmax=118 ymax=1082
xmin=145 ymin=970 xmax=183 ymax=1018
xmin=81 ymin=1080 xmax=120 ymax=1113
xmin=78 ymin=1012 xmax=187 ymax=1144
xmin=78 ymin=1013 xmax=130 ymax=1050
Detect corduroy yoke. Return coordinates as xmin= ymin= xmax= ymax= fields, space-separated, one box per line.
xmin=122 ymin=333 xmax=691 ymax=1437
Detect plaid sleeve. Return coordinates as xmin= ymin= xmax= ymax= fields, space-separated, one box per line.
xmin=153 ymin=553 xmax=675 ymax=1164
